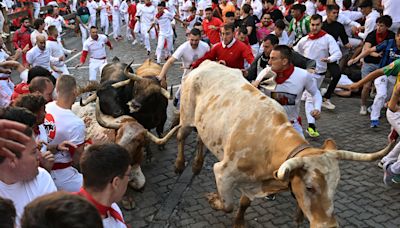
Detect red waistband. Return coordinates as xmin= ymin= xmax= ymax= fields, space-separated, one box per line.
xmin=52 ymin=162 xmax=72 ymax=170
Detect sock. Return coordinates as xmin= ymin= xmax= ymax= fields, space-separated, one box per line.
xmin=308 ymin=123 xmax=316 ymax=130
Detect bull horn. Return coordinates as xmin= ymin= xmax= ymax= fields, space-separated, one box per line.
xmin=170 ymin=84 xmax=173 ymax=97
xmin=80 ymin=93 xmax=97 ymax=106
xmin=111 ymin=79 xmax=131 ymax=88
xmin=160 ymin=87 xmax=171 ymax=99
xmin=145 ymin=125 xmax=180 ymax=145
xmin=328 ymin=142 xmax=395 ymax=161
xmin=124 ymin=60 xmax=142 ymax=81
xmin=275 ymin=157 xmax=306 ymax=181
xmin=95 ymin=98 xmax=121 ymax=129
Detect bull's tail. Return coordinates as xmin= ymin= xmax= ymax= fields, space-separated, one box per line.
xmin=77 ymin=82 xmax=101 ymax=95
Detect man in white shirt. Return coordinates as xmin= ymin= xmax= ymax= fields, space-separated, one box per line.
xmin=357 ymin=0 xmax=379 ymax=40
xmin=44 ymin=75 xmax=85 ymax=192
xmin=47 ymin=26 xmax=76 ymax=78
xmin=119 ymin=0 xmax=130 ymax=39
xmin=137 ymin=0 xmax=156 ymax=55
xmin=158 ymin=28 xmax=209 ymax=106
xmin=26 ymin=35 xmax=61 ymax=76
xmin=112 ymin=0 xmax=123 ymax=40
xmin=0 ymin=116 xmax=57 ymax=227
xmin=255 ymin=45 xmax=322 ymax=136
xmin=294 ymin=14 xmax=342 ymax=137
xmin=78 ymin=143 xmax=132 ymax=228
xmin=76 ymin=26 xmax=113 ymax=81
xmin=152 ymin=2 xmax=174 ymax=63
xmin=99 ymin=0 xmax=112 ymax=35
xmin=87 ymin=0 xmax=99 ymax=27
xmin=44 ymin=6 xmax=75 ymax=42
xmin=382 ymin=0 xmax=400 ymax=33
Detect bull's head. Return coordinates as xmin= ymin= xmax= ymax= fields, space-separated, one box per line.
xmin=124 ymin=60 xmax=171 ymax=113
xmin=97 ymin=82 xmax=127 ymax=117
xmin=274 ymin=139 xmax=394 ymax=228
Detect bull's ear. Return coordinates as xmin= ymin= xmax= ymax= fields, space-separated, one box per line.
xmin=322 ymin=138 xmax=337 ymax=150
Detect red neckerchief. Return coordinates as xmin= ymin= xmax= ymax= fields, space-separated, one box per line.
xmin=308 ymin=30 xmax=327 ymax=40
xmin=77 ymin=188 xmax=128 ymax=227
xmin=295 ymin=12 xmax=305 ymax=22
xmin=145 ymin=2 xmax=152 ymax=6
xmin=275 ymin=64 xmax=295 ymax=84
xmin=376 ymin=30 xmax=388 ymax=44
xmin=186 ymin=14 xmax=195 ymax=22
xmin=284 ymin=4 xmax=293 ymax=16
xmin=317 ymin=4 xmax=325 ymax=12
xmin=47 ymin=36 xmax=57 ymax=41
xmin=156 ymin=11 xmax=164 ymax=19
xmin=102 ymin=0 xmax=107 ymax=3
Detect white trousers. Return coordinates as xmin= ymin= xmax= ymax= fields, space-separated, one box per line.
xmin=156 ymin=34 xmax=173 ymax=63
xmin=370 ymin=75 xmax=396 ymax=121
xmin=100 ymin=13 xmax=109 ymax=35
xmin=90 ymin=14 xmax=97 ymax=27
xmin=79 ymin=24 xmax=89 ymax=45
xmin=112 ymin=12 xmax=121 ymax=38
xmin=0 ymin=79 xmax=13 ymax=108
xmin=33 ymin=2 xmax=41 ymax=19
xmin=305 ymin=74 xmax=324 ymax=124
xmin=141 ymin=24 xmax=155 ymax=52
xmin=382 ymin=109 xmax=400 ymax=174
xmin=52 ymin=65 xmax=70 ymax=79
xmin=89 ymin=58 xmax=107 ymax=81
xmin=51 ymin=166 xmax=83 ymax=192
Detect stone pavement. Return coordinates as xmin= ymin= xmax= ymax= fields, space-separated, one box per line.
xmin=11 ymin=24 xmax=400 ymax=227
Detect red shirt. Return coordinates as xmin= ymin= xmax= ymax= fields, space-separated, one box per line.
xmin=202 ymin=17 xmax=223 ymax=45
xmin=128 ymin=4 xmax=137 ymax=29
xmin=12 ymin=26 xmax=32 ymax=50
xmin=11 ymin=82 xmax=30 ymax=102
xmin=191 ymin=39 xmax=254 ymax=69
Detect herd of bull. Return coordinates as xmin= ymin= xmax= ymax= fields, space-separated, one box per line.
xmin=72 ymin=59 xmax=393 ymax=228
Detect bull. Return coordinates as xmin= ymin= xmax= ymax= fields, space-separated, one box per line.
xmin=175 ymin=60 xmax=393 ymax=227
xmin=81 ymin=58 xmax=170 ymax=137
xmin=72 ymin=101 xmax=179 ymax=191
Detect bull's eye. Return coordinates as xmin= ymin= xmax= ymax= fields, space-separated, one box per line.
xmin=306 ymin=186 xmax=316 ymax=194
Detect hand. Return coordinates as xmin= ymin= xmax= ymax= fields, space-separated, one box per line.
xmin=251 ymin=80 xmax=260 ymax=87
xmin=57 ymin=141 xmax=77 ymax=151
xmin=59 ymin=55 xmax=65 ymax=61
xmin=351 ymin=26 xmax=359 ymax=35
xmin=75 ymin=63 xmax=82 ymax=68
xmin=0 ymin=68 xmax=12 ymax=74
xmin=218 ymin=60 xmax=226 ymax=65
xmin=321 ymin=58 xmax=330 ymax=63
xmin=0 ymin=120 xmax=31 ymax=160
xmin=344 ymin=43 xmax=352 ymax=49
xmin=310 ymin=110 xmax=321 ymax=119
xmin=109 ymin=46 xmax=113 ymax=50
xmin=241 ymin=69 xmax=248 ymax=78
xmin=22 ymin=44 xmax=30 ymax=53
xmin=208 ymin=25 xmax=216 ymax=30
xmin=347 ymin=58 xmax=356 ymax=66
xmin=370 ymin=52 xmax=382 ymax=58
xmin=40 ymin=150 xmax=55 ymax=171
xmin=307 ymin=68 xmax=316 ymax=74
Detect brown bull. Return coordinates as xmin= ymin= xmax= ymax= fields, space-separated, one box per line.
xmin=175 ymin=60 xmax=393 ymax=228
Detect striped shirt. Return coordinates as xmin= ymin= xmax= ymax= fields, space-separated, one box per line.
xmin=288 ymin=15 xmax=310 ymax=44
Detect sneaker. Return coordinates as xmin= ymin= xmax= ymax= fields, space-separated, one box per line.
xmin=322 ymin=99 xmax=336 ymax=110
xmin=370 ymin=120 xmax=380 ymax=128
xmin=320 ymin=88 xmax=327 ymax=96
xmin=360 ymin=106 xmax=367 ymax=115
xmin=306 ymin=127 xmax=320 ymax=137
xmin=265 ymin=194 xmax=276 ymax=201
xmin=392 ymin=174 xmax=400 ymax=184
xmin=378 ymin=161 xmax=384 ymax=169
xmin=383 ymin=164 xmax=400 ymax=186
xmin=147 ymin=50 xmax=150 ymax=56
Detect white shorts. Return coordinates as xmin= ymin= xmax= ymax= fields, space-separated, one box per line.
xmin=51 ymin=166 xmax=83 ymax=192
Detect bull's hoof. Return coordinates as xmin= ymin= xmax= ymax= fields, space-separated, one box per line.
xmin=206 ymin=192 xmax=225 ymax=211
xmin=121 ymin=196 xmax=136 ymax=211
xmin=192 ymin=161 xmax=203 ymax=175
xmin=175 ymin=160 xmax=185 ymax=174
xmin=233 ymin=219 xmax=246 ymax=228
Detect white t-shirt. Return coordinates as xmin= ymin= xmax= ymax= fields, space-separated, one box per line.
xmin=257 ymin=67 xmax=322 ymax=121
xmin=46 ymin=40 xmax=72 ymax=67
xmin=271 ymin=30 xmax=290 ymax=45
xmin=154 ymin=9 xmax=174 ymax=36
xmin=87 ymin=0 xmax=99 ymax=16
xmin=102 ymin=203 xmax=127 ymax=228
xmin=44 ymin=101 xmax=85 ymax=163
xmin=382 ymin=0 xmax=400 ymax=23
xmin=30 ymin=30 xmax=48 ymax=46
xmin=0 ymin=168 xmax=57 ymax=227
xmin=26 ymin=46 xmax=57 ymax=71
xmin=82 ymin=34 xmax=109 ymax=59
xmin=172 ymin=40 xmax=210 ymax=77
xmin=305 ymin=0 xmax=316 ymax=16
xmin=137 ymin=4 xmax=156 ymax=26
xmin=0 ymin=49 xmax=9 ymax=78
xmin=44 ymin=15 xmax=65 ymax=34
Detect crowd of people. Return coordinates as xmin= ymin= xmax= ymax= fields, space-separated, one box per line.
xmin=1 ymin=0 xmax=400 ymax=227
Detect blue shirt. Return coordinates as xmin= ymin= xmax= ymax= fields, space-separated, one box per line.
xmin=376 ymin=39 xmax=400 ymax=68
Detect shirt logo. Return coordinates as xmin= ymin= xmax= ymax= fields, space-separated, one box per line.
xmin=44 ymin=113 xmax=56 ymax=143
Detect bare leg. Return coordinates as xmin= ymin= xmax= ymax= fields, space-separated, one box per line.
xmin=192 ymin=135 xmax=205 ymax=175
xmin=233 ymin=195 xmax=251 ymax=228
xmin=175 ymin=126 xmax=192 ymax=173
xmin=361 ymin=81 xmax=372 ymax=106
